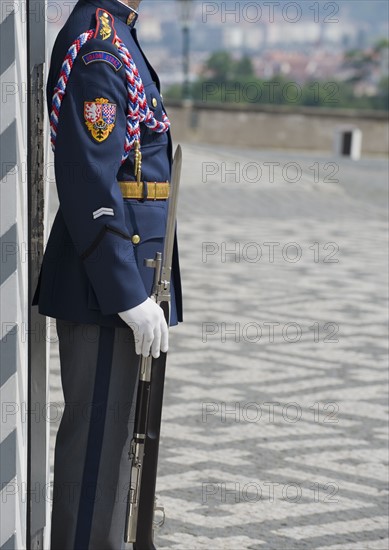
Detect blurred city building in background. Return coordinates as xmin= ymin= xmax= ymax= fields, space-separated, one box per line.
xmin=47 ymin=1 xmax=389 ymax=109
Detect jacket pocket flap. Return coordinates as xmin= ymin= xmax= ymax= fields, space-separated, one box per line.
xmin=124 ymin=200 xmax=167 ymax=243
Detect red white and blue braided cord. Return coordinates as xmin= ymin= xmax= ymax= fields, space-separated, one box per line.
xmin=50 ymin=30 xmax=94 ymax=151
xmin=115 ymin=37 xmax=170 ymax=162
xmin=50 ymin=30 xmax=170 ymax=163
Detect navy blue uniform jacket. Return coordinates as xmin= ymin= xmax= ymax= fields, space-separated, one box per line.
xmin=33 ymin=0 xmax=182 ymax=327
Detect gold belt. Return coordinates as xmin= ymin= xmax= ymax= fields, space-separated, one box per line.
xmin=119 ymin=181 xmax=170 ymax=200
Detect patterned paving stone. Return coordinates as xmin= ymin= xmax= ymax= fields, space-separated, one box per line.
xmin=49 ymin=144 xmax=388 ymax=549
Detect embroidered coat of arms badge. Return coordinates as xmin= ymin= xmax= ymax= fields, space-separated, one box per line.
xmin=84 ymin=97 xmax=117 ymax=142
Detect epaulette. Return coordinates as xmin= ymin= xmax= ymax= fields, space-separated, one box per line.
xmin=94 ymin=8 xmax=117 ymax=44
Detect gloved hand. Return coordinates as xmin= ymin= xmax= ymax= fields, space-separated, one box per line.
xmin=119 ymin=298 xmax=168 ymax=359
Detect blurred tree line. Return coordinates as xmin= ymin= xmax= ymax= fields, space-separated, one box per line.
xmin=166 ymin=42 xmax=388 ymax=111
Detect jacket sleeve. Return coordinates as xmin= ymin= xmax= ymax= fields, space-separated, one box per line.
xmin=53 ymin=38 xmax=148 ymax=315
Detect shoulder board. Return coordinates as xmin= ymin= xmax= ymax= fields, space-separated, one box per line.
xmin=94 ymin=8 xmax=117 ymax=44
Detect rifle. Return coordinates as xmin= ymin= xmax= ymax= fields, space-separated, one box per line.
xmin=124 ymin=145 xmax=182 ymax=549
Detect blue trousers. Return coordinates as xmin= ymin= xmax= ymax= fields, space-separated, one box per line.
xmin=51 ymin=320 xmax=139 ymax=549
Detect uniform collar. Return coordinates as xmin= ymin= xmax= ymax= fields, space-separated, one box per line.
xmin=85 ymin=0 xmax=139 ymax=28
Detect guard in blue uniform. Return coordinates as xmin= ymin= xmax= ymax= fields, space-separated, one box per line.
xmin=33 ymin=1 xmax=182 ymax=547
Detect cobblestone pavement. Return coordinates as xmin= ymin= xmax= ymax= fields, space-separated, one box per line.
xmin=49 ymin=144 xmax=388 ymax=549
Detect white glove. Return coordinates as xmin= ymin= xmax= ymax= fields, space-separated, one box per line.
xmin=119 ymin=298 xmax=168 ymax=359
